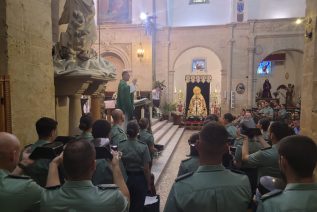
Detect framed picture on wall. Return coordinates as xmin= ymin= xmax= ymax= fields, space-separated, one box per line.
xmin=192 ymin=59 xmax=207 ymax=72
xmin=97 ymin=0 xmax=132 ymax=24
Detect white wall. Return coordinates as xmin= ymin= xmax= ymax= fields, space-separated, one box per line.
xmin=255 ymin=51 xmax=303 ymax=104
xmin=173 ymin=47 xmax=222 ymax=104
xmin=171 ymin=0 xmax=232 ymax=26
xmin=247 ymin=0 xmax=306 ymax=20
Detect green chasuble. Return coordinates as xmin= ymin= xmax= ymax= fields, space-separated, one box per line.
xmin=117 ymin=80 xmax=133 ymax=119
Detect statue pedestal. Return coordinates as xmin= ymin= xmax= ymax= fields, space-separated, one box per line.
xmin=55 ymin=74 xmax=111 ymax=136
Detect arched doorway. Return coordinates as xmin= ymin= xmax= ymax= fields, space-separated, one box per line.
xmin=255 ymin=49 xmax=303 ymax=106
xmin=102 ymin=52 xmax=126 ymax=92
xmin=172 ymin=47 xmax=223 ymax=115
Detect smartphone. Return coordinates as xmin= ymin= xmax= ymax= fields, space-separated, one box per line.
xmin=95 ymin=147 xmax=113 ymax=160
xmin=29 ymin=142 xmax=63 ymax=160
xmin=229 ymin=146 xmax=237 ymax=154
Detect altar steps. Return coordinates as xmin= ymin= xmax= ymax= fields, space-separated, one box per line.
xmin=151 ymin=120 xmax=185 ymax=186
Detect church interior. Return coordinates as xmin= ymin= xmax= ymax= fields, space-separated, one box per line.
xmin=1 ymin=0 xmax=317 ymax=211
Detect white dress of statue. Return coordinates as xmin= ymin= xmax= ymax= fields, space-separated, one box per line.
xmin=53 ymin=0 xmax=115 ymax=77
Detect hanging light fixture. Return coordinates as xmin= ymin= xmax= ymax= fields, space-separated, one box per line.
xmin=137 ymin=43 xmax=145 ymax=60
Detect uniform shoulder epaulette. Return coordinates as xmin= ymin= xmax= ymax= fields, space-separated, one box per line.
xmin=229 ymin=169 xmax=246 ymax=175
xmin=138 ymin=140 xmax=146 ymax=145
xmin=175 ymin=171 xmax=194 ymax=182
xmin=181 ymin=157 xmax=192 ymax=162
xmin=118 ymin=128 xmax=125 ymax=133
xmin=98 ymin=184 xmax=119 ymax=190
xmin=119 ymin=138 xmax=127 ymax=143
xmin=260 ymin=189 xmax=283 ymax=201
xmin=45 ymin=185 xmax=61 ymax=190
xmin=261 ymin=146 xmax=272 ymax=151
xmin=8 ymin=174 xmax=30 ymax=180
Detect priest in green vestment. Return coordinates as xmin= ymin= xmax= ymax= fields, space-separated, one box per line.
xmin=116 ymin=71 xmax=134 ymax=123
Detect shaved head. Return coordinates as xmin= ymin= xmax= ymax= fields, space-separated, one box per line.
xmin=0 ymin=132 xmax=21 ymax=172
xmin=112 ymin=109 xmax=124 ymax=124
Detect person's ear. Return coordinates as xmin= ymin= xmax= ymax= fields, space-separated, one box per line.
xmin=279 ymin=155 xmax=287 ymax=171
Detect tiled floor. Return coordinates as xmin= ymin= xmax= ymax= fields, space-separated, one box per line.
xmin=156 ymin=130 xmax=198 ymax=211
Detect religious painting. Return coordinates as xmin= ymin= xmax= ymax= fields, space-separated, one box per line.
xmin=97 ymin=0 xmax=131 ymax=24
xmin=236 ymin=83 xmax=245 ymax=94
xmin=257 ymin=61 xmax=272 ymax=75
xmin=192 ymin=59 xmax=206 ymax=72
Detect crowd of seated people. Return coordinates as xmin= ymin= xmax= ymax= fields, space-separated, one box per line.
xmin=0 ymin=107 xmax=315 ymax=212
xmin=170 ymin=112 xmax=316 ymax=212
xmin=0 ymin=109 xmax=158 ymax=212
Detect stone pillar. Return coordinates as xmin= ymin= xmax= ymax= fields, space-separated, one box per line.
xmin=0 ymin=0 xmax=55 ymax=145
xmin=247 ymin=46 xmax=255 ymax=108
xmin=168 ymin=70 xmax=175 ymax=103
xmin=69 ymin=94 xmax=82 ymax=136
xmin=301 ymin=0 xmax=317 ymax=141
xmin=55 ymin=96 xmax=69 ymax=136
xmin=90 ymin=94 xmax=102 ymax=121
xmin=226 ymin=25 xmax=235 ymax=111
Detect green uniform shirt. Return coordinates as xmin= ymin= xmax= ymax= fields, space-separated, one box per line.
xmin=41 ymin=181 xmax=128 ymax=212
xmin=260 ymin=107 xmax=274 ymax=118
xmin=139 ymin=129 xmax=155 ymax=158
xmin=235 ymin=139 xmax=261 ymax=168
xmin=110 ymin=124 xmax=127 ymax=146
xmin=257 ymin=183 xmax=317 ymax=212
xmin=24 ymin=139 xmax=51 ymax=187
xmin=117 ymin=80 xmax=134 ymax=119
xmin=0 ymin=169 xmax=43 ymax=212
xmin=177 ymin=156 xmax=199 ymax=177
xmin=164 ymin=165 xmax=251 ymax=212
xmin=75 ymin=131 xmax=94 ymax=141
xmin=226 ymin=123 xmax=238 ymax=139
xmin=245 ymin=144 xmax=281 ymax=181
xmin=92 ymin=159 xmax=128 ymax=185
xmin=118 ymin=138 xmax=151 ymax=172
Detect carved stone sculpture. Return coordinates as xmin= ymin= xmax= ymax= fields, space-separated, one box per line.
xmin=53 ymin=0 xmax=115 ymax=78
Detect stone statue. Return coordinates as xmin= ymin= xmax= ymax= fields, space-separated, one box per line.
xmin=286 ymin=84 xmax=295 ymax=107
xmin=187 ymin=86 xmax=207 ymax=117
xmin=53 ymin=0 xmax=115 ymax=78
xmin=262 ymin=79 xmax=272 ymax=98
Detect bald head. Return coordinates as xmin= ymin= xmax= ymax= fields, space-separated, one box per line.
xmin=112 ymin=109 xmax=124 ymax=124
xmin=0 ymin=132 xmax=21 ymax=172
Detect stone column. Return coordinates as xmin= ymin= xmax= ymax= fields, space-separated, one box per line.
xmin=226 ymin=25 xmax=235 ymax=111
xmin=90 ymin=94 xmax=102 ymax=121
xmin=55 ymin=96 xmax=69 ymax=136
xmin=247 ymin=46 xmax=255 ymax=108
xmin=168 ymin=70 xmax=175 ymax=103
xmin=301 ymin=0 xmax=317 ymax=141
xmin=69 ymin=94 xmax=82 ymax=136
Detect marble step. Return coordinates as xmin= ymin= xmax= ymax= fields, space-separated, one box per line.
xmin=153 ymin=122 xmax=174 ymax=143
xmin=152 ymin=127 xmax=185 ymax=186
xmin=151 ymin=118 xmax=159 ymax=126
xmin=155 ymin=125 xmax=179 ymax=147
xmin=152 ymin=120 xmax=167 ymax=134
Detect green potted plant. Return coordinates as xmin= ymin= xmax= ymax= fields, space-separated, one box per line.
xmin=161 ymin=102 xmax=176 ymax=121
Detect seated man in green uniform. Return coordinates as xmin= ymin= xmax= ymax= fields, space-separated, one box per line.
xmin=75 ymin=114 xmax=94 ymax=141
xmin=241 ymin=122 xmax=294 ymax=182
xmin=0 ymin=132 xmax=44 ymax=212
xmin=177 ymin=132 xmax=199 ymax=177
xmin=110 ymin=109 xmax=128 ymax=146
xmin=257 ymin=135 xmax=317 ymax=212
xmin=139 ymin=118 xmax=157 ymax=169
xmin=164 ymin=122 xmax=251 ymax=212
xmin=222 ymin=113 xmax=238 ymax=141
xmin=91 ymin=119 xmax=127 ymax=185
xmin=41 ymin=139 xmax=130 ymax=212
xmin=24 ymin=117 xmax=58 ymax=187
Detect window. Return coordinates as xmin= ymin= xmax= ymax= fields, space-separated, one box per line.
xmin=190 ymin=0 xmax=209 ymax=4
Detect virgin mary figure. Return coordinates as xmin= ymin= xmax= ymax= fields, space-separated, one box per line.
xmin=187 ymin=86 xmax=208 ymax=117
